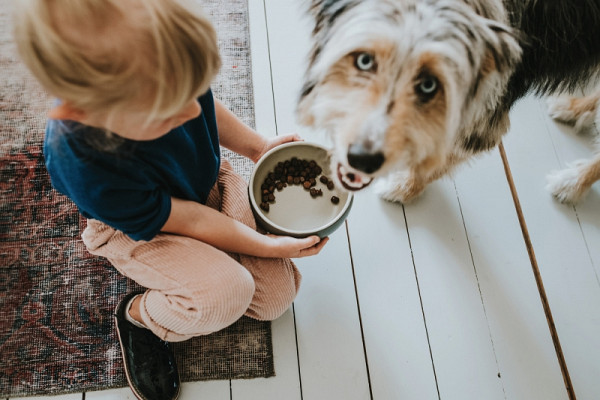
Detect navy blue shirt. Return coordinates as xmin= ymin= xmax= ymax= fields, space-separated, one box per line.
xmin=44 ymin=89 xmax=220 ymax=241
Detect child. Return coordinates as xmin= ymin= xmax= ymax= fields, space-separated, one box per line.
xmin=13 ymin=1 xmax=328 ymax=399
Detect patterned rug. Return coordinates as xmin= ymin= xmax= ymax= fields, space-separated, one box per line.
xmin=0 ymin=0 xmax=274 ymax=397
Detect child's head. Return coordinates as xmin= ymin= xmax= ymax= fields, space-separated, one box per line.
xmin=14 ymin=0 xmax=221 ymax=134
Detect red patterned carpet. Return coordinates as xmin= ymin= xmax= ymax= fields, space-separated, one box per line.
xmin=0 ymin=1 xmax=273 ymax=397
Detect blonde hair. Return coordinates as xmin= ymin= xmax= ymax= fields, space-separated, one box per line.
xmin=13 ymin=0 xmax=221 ymax=123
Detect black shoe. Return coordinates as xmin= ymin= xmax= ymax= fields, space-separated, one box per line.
xmin=114 ymin=292 xmax=180 ymax=400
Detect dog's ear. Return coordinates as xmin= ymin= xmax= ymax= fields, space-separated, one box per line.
xmin=309 ymin=0 xmax=352 ymax=18
xmin=309 ymin=0 xmax=359 ymax=31
xmin=297 ymin=79 xmax=317 ymax=127
xmin=477 ymin=17 xmax=522 ymax=75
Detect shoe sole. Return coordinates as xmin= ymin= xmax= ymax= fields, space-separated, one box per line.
xmin=114 ymin=314 xmax=181 ymax=400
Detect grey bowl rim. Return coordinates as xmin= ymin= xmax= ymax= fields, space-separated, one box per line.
xmin=248 ymin=141 xmax=354 ymax=237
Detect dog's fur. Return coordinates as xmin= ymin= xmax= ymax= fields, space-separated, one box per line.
xmin=297 ymin=0 xmax=600 ymax=203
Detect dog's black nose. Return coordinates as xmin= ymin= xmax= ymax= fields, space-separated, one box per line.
xmin=347 ymin=143 xmax=385 ymax=174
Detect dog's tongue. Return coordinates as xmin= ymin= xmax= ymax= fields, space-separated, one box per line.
xmin=338 ymin=163 xmax=373 ymax=191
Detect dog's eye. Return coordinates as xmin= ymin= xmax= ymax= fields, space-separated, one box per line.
xmin=354 ymin=52 xmax=376 ymax=72
xmin=415 ymin=75 xmax=439 ymax=102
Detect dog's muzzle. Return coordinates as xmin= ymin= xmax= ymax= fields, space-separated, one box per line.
xmin=336 ymin=143 xmax=383 ymax=191
xmin=347 ymin=142 xmax=384 ymax=174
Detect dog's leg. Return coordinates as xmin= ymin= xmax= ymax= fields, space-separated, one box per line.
xmin=546 ymin=90 xmax=600 ymax=203
xmin=546 ymin=153 xmax=600 ymax=204
xmin=374 ymin=154 xmax=465 ymax=203
xmin=546 ymin=91 xmax=600 ymax=133
xmin=374 ymin=170 xmax=427 ymax=203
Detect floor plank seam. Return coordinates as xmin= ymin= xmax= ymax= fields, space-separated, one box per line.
xmin=261 ymin=0 xmax=280 ymax=137
xmin=452 ymin=181 xmax=507 ymax=398
xmin=291 ymin=303 xmax=304 ymax=400
xmin=344 ymin=221 xmax=375 ymax=400
xmin=401 ymin=205 xmax=442 ymax=400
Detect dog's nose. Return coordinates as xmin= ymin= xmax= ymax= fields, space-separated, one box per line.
xmin=347 ymin=143 xmax=385 ymax=174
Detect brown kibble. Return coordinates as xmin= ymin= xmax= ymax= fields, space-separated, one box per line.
xmin=331 ymin=196 xmax=340 ymax=204
xmin=310 ymin=188 xmax=323 ymax=198
xmin=327 ymin=181 xmax=334 ymax=190
xmin=258 ymin=156 xmax=331 ymax=209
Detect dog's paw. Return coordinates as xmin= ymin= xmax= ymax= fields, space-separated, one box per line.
xmin=373 ymin=172 xmax=424 ymax=203
xmin=546 ymin=96 xmax=596 ymax=132
xmin=545 ymin=161 xmax=590 ymax=204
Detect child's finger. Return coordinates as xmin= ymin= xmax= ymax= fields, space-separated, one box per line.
xmin=299 ymin=236 xmax=328 ymax=256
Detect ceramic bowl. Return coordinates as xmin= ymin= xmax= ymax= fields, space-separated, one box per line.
xmin=249 ymin=141 xmax=353 ymax=238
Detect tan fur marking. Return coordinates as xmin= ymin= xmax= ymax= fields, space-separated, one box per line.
xmin=481 ymin=51 xmax=497 ymax=76
xmin=578 ymin=155 xmax=600 ymax=189
xmin=570 ymin=91 xmax=600 ymax=115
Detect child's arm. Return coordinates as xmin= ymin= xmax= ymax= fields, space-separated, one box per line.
xmin=214 ymin=97 xmax=301 ymax=162
xmin=162 ymin=197 xmax=328 ymax=258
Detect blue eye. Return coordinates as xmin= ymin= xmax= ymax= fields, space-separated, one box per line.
xmin=354 ymin=52 xmax=376 ymax=72
xmin=419 ymin=78 xmax=437 ymax=94
xmin=415 ymin=75 xmax=439 ymax=102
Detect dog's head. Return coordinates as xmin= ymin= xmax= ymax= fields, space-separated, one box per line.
xmin=298 ymin=0 xmax=521 ymax=191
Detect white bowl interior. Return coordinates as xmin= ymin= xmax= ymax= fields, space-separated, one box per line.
xmin=250 ymin=142 xmax=352 ymax=235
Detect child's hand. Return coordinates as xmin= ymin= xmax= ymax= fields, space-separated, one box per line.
xmin=254 ymin=134 xmax=303 ymax=162
xmin=264 ymin=234 xmax=329 ymax=258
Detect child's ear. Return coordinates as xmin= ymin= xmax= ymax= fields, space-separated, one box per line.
xmin=48 ymin=102 xmax=87 ymax=122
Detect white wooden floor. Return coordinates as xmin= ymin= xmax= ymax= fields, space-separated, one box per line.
xmin=12 ymin=1 xmax=600 ymax=399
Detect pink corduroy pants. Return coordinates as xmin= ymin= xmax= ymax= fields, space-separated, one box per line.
xmin=81 ymin=160 xmax=301 ymax=342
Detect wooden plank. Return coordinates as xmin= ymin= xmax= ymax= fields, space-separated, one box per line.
xmin=502 ymin=96 xmax=600 ymax=400
xmin=293 ymin=228 xmax=371 ymax=399
xmin=232 ymin=2 xmax=302 ymax=399
xmin=403 ymin=177 xmax=506 ymax=399
xmin=84 ymin=382 xmax=230 ymax=400
xmin=180 ymin=381 xmax=231 ymax=400
xmin=261 ymin=0 xmax=320 ymax=141
xmin=346 ymin=188 xmax=440 ymax=399
xmin=455 ymin=146 xmax=568 ymax=399
xmin=84 ymin=387 xmax=157 ymax=399
xmin=232 ymin=309 xmax=301 ymax=400
xmin=264 ymin=0 xmax=371 ymax=397
xmin=248 ymin=0 xmax=277 ymax=137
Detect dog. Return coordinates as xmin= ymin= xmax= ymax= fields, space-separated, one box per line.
xmin=296 ymin=0 xmax=600 ymax=204
xmin=546 ymin=90 xmax=600 ymax=203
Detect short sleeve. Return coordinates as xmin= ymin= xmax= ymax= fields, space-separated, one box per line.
xmin=44 ymin=131 xmax=172 ymax=241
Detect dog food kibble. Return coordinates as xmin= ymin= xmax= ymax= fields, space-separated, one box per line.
xmin=309 ymin=188 xmax=323 ymax=198
xmin=258 ymin=157 xmax=337 ymax=211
